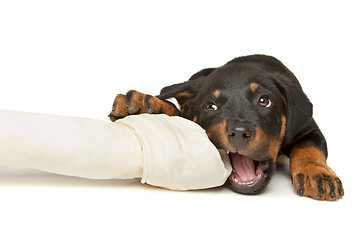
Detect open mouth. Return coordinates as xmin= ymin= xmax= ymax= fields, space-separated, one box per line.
xmin=227 ymin=152 xmax=272 ymax=195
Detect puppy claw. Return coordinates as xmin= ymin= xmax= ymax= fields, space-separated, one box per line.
xmin=336 ymin=178 xmax=344 ymax=196
xmin=296 ymin=174 xmax=304 ymax=196
xmin=326 ymin=176 xmax=336 ymax=198
xmin=314 ymin=175 xmax=324 ymax=198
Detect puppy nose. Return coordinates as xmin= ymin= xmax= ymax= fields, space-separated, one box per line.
xmin=227 ymin=126 xmax=253 ymax=140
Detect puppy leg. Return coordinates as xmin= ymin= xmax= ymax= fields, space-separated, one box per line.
xmin=289 ymin=130 xmax=344 ymax=201
xmin=109 ymin=90 xmax=180 ymax=122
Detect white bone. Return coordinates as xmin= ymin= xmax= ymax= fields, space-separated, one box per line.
xmin=0 ymin=110 xmax=231 ymax=190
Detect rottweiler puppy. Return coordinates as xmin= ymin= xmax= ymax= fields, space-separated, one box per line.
xmin=109 ymin=55 xmax=344 ymax=201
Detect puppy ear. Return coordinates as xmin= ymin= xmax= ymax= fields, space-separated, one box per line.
xmin=157 ymin=68 xmax=215 ymax=106
xmin=157 ymin=81 xmax=198 ymax=106
xmin=273 ymin=76 xmax=313 ymax=145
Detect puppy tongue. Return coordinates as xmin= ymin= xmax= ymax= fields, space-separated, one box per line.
xmin=231 ymin=153 xmax=256 ymax=182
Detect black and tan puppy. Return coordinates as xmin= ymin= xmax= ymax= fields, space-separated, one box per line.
xmin=109 ymin=55 xmax=344 ymax=201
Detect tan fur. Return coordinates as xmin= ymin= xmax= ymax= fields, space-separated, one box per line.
xmin=250 ymin=83 xmax=258 ymax=92
xmin=213 ymin=89 xmax=221 ymax=98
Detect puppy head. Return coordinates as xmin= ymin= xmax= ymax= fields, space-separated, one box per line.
xmin=158 ymin=55 xmax=313 ymax=194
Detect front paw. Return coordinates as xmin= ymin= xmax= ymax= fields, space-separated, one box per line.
xmin=108 ymin=90 xmax=158 ymax=121
xmin=291 ymin=165 xmax=344 ymax=201
xmin=108 ymin=90 xmax=179 ymax=122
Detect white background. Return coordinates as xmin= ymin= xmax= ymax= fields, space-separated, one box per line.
xmin=0 ymin=1 xmax=358 ymax=239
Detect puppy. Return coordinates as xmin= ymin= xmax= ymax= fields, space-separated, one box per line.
xmin=109 ymin=55 xmax=344 ymax=200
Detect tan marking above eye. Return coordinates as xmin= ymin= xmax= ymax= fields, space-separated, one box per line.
xmin=213 ymin=89 xmax=221 ymax=98
xmin=250 ymin=83 xmax=258 ymax=92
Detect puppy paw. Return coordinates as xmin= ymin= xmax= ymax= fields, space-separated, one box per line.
xmin=108 ymin=90 xmax=179 ymax=122
xmin=291 ymin=163 xmax=344 ymax=201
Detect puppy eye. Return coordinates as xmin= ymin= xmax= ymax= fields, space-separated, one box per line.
xmin=258 ymin=95 xmax=272 ymax=108
xmin=205 ymin=101 xmax=218 ymax=111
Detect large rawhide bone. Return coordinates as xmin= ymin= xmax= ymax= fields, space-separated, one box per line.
xmin=0 ymin=110 xmax=231 ymax=190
